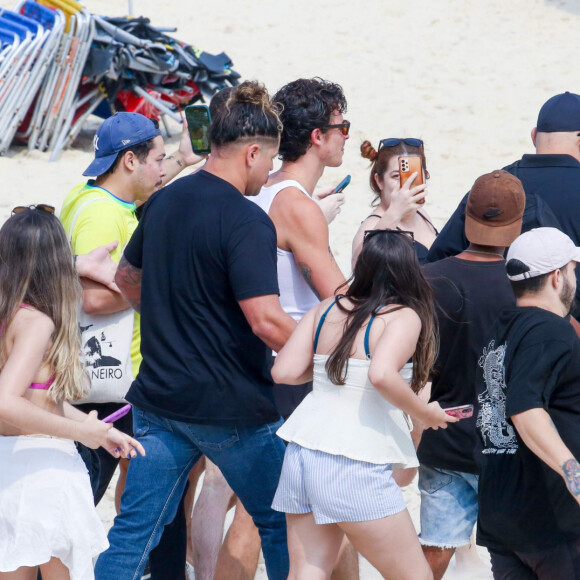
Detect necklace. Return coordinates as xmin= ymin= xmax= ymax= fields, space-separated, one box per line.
xmin=463 ymin=249 xmax=505 ymax=259
xmin=279 ymin=169 xmax=303 ymax=181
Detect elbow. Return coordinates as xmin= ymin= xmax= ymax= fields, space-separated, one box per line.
xmin=271 ymin=364 xmax=285 ymax=384
xmin=271 ymin=361 xmax=291 ymax=385
xmin=82 ymin=293 xmax=104 ymax=315
xmin=114 ymin=271 xmax=127 ymax=297
xmin=0 ymin=394 xmax=15 ymax=421
xmin=250 ymin=318 xmax=275 ymax=345
xmin=367 ymin=366 xmax=385 ymax=389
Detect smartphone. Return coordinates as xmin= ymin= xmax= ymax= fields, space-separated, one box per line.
xmin=184 ymin=104 xmax=211 ymax=155
xmin=102 ymin=403 xmax=132 ymax=424
xmin=334 ymin=174 xmax=351 ymax=193
xmin=398 ymin=155 xmax=425 ymax=204
xmin=444 ymin=404 xmax=474 ymax=419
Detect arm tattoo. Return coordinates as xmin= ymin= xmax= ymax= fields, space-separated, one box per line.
xmin=116 ymin=256 xmax=142 ymax=313
xmin=166 ymin=154 xmax=183 ymax=167
xmin=297 ymin=261 xmax=321 ymax=300
xmin=562 ymin=458 xmax=580 ymax=496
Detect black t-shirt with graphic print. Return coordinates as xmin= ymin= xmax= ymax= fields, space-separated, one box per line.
xmin=475 ymin=306 xmax=580 ymax=553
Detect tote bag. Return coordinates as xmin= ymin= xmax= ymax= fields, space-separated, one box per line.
xmin=68 ymin=197 xmax=135 ymax=403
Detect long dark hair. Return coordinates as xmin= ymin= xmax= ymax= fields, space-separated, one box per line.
xmin=326 ymin=231 xmax=437 ymax=393
xmin=0 ymin=209 xmax=88 ymax=402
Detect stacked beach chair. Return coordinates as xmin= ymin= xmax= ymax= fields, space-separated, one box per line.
xmin=0 ymin=0 xmax=240 ymax=159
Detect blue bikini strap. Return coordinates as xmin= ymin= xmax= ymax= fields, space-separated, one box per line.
xmin=364 ymin=305 xmax=387 ymax=359
xmin=313 ymin=300 xmax=337 ymax=353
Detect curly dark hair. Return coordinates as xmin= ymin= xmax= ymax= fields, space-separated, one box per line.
xmin=273 ymin=78 xmax=347 ymax=162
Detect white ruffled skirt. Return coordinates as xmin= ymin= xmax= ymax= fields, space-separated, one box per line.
xmin=0 ymin=435 xmax=109 ymax=578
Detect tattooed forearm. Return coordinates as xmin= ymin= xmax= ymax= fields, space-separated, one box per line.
xmin=562 ymin=458 xmax=580 ymax=496
xmin=115 ymin=256 xmax=142 ymax=312
xmin=297 ymin=261 xmax=321 ymax=300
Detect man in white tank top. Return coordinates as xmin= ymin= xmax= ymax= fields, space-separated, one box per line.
xmin=251 ymin=78 xmax=359 ymax=580
xmin=252 ymin=78 xmax=349 ymax=416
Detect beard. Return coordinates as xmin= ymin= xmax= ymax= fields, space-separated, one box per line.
xmin=560 ymin=272 xmax=576 ymax=316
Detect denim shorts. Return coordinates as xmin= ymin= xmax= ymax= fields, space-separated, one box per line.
xmin=272 ymin=442 xmax=405 ymax=525
xmin=418 ymin=464 xmax=478 ymax=548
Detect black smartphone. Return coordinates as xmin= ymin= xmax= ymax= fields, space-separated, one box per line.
xmin=185 ymin=104 xmax=211 ymax=155
xmin=334 ymin=174 xmax=351 ymax=193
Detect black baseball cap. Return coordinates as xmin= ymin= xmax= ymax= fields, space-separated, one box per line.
xmin=536 ymin=92 xmax=580 ymax=133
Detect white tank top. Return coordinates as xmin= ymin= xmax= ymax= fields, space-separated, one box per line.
xmin=276 ymin=356 xmax=418 ymax=467
xmin=252 ymin=180 xmax=320 ymax=323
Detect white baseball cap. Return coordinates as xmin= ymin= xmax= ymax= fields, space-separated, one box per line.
xmin=506 ymin=227 xmax=580 ymax=281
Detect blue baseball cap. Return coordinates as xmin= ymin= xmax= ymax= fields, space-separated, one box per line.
xmin=83 ymin=112 xmax=161 ymax=177
xmin=536 ymin=92 xmax=580 ymax=133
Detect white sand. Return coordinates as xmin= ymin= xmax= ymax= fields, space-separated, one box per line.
xmin=2 ymin=0 xmax=578 ymax=576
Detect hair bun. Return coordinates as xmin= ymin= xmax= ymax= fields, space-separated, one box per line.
xmin=230 ymin=81 xmax=270 ymax=107
xmin=360 ymin=140 xmax=378 ymax=162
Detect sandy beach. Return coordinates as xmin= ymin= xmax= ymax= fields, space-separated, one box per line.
xmin=1 ymin=0 xmax=578 ymax=577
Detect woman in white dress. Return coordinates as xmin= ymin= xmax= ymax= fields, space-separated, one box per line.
xmin=272 ymin=228 xmax=457 ymax=580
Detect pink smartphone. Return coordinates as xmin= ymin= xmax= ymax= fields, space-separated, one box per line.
xmin=102 ymin=403 xmax=132 ymax=424
xmin=444 ymin=404 xmax=474 ymax=419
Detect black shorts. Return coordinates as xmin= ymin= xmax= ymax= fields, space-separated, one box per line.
xmin=489 ymin=536 xmax=580 ymax=580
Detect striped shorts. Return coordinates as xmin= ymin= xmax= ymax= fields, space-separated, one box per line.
xmin=272 ymin=442 xmax=406 ymax=524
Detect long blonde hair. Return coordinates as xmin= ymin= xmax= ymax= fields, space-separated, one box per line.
xmin=0 ymin=209 xmax=88 ymax=402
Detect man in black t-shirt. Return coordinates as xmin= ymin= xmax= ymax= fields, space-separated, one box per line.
xmin=417 ymin=170 xmax=525 ymax=580
xmin=426 ymin=92 xmax=580 ymax=317
xmin=94 ymin=82 xmax=297 ymax=580
xmin=475 ymin=227 xmax=580 ymax=580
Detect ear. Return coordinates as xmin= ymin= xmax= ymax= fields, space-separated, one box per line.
xmin=373 ymin=172 xmax=383 ymax=191
xmin=531 ymin=128 xmax=538 ymax=147
xmin=552 ymin=268 xmax=562 ymax=290
xmin=310 ymin=127 xmax=324 ymax=146
xmin=425 ymin=169 xmax=431 ymax=180
xmin=122 ymin=150 xmax=138 ymax=173
xmin=245 ymin=143 xmax=260 ymax=167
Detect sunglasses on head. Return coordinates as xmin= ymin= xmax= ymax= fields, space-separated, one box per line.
xmin=363 ymin=228 xmax=415 ymax=244
xmin=378 ymin=138 xmax=423 ymax=150
xmin=322 ymin=120 xmax=350 ymax=136
xmin=12 ymin=204 xmax=55 ymax=215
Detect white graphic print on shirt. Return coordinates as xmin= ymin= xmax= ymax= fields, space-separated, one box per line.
xmin=476 ymin=340 xmax=518 ymax=454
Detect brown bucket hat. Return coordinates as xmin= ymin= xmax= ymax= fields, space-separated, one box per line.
xmin=465 ymin=170 xmax=525 ymax=246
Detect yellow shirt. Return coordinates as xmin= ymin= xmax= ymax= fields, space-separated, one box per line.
xmin=60 ymin=182 xmax=141 ymax=378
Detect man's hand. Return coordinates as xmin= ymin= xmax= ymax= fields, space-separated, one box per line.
xmin=161 ymin=113 xmax=206 ymax=186
xmin=175 ymin=112 xmax=206 ymax=168
xmin=313 ymin=186 xmax=345 ymax=224
xmin=75 ymin=241 xmax=120 ymax=293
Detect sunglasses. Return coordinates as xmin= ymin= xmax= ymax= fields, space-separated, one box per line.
xmin=12 ymin=204 xmax=55 ymax=215
xmin=322 ymin=120 xmax=350 ymax=136
xmin=363 ymin=228 xmax=415 ymax=244
xmin=378 ymin=138 xmax=423 ymax=150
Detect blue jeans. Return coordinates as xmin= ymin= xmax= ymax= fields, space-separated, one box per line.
xmin=418 ymin=464 xmax=479 ymax=548
xmin=95 ymin=407 xmax=288 ymax=580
